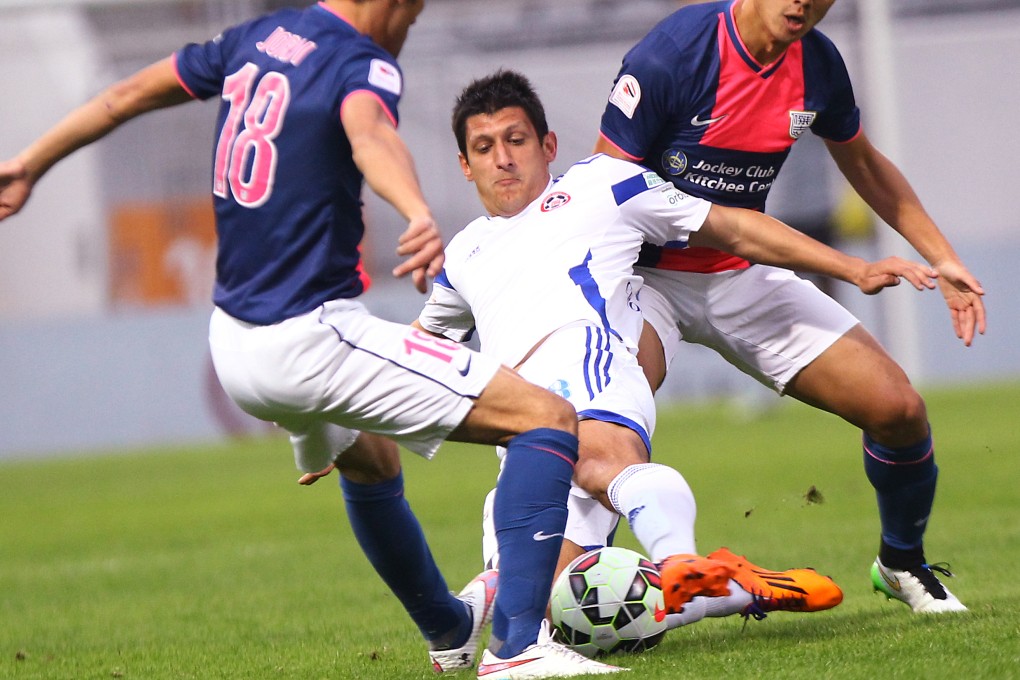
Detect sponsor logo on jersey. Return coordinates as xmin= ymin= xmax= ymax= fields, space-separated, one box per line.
xmin=541 ymin=191 xmax=571 ymax=212
xmin=661 ymin=148 xmax=688 ymax=176
xmin=608 ymin=74 xmax=641 ymax=119
xmin=690 ymin=113 xmax=727 ymax=127
xmin=368 ymin=58 xmax=402 ymax=95
xmin=788 ymin=110 xmax=817 ymax=139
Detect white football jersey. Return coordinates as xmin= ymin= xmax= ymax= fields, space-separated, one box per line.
xmin=419 ymin=154 xmax=712 ymax=367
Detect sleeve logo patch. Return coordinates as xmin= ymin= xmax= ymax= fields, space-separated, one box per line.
xmin=608 ymin=74 xmax=641 ymax=119
xmin=642 ymin=171 xmax=666 ymax=189
xmin=368 ymin=58 xmax=402 ymax=95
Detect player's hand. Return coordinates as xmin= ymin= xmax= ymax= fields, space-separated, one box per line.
xmin=933 ymin=258 xmax=986 ymax=346
xmin=393 ymin=215 xmax=444 ymax=293
xmin=298 ymin=463 xmax=335 ymax=486
xmin=855 ymin=256 xmax=937 ymax=295
xmin=0 ymin=159 xmax=32 ymax=222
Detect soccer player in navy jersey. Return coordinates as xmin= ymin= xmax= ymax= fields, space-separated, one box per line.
xmin=0 ymin=2 xmax=600 ymax=675
xmin=594 ymin=0 xmax=985 ymax=613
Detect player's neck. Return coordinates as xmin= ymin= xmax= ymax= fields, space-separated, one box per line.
xmin=732 ymin=0 xmax=794 ymax=66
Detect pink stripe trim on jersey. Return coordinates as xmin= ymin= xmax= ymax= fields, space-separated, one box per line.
xmin=356 ymin=245 xmax=373 ymax=293
xmin=597 ymin=132 xmax=643 ymax=161
xmin=827 ymin=125 xmax=864 ymax=145
xmin=340 ymin=90 xmax=399 ymax=128
xmin=170 ymin=53 xmax=200 ymax=100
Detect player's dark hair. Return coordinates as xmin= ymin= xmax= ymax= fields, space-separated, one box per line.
xmin=452 ymin=69 xmax=550 ymax=155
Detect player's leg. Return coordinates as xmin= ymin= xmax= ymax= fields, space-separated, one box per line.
xmin=450 ymin=365 xmax=586 ymax=662
xmin=785 ymin=326 xmax=965 ymax=612
xmin=642 ymin=266 xmax=963 ymax=613
xmin=328 ymin=431 xmax=491 ymax=661
xmin=210 ymin=302 xmax=583 ymax=669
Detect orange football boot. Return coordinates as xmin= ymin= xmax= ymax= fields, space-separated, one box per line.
xmin=658 ymin=554 xmax=737 ymax=614
xmin=707 ymin=547 xmax=844 ymax=619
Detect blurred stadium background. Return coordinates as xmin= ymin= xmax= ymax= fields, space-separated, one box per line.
xmin=1 ymin=0 xmax=1017 ymax=458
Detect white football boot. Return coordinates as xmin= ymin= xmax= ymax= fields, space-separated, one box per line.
xmin=871 ymin=557 xmax=968 ymax=613
xmin=476 ymin=620 xmax=626 ymax=679
xmin=431 ymin=569 xmax=500 ymax=672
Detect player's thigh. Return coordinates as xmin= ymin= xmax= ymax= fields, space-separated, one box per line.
xmin=450 ymin=365 xmax=578 ymax=445
xmin=315 ymin=302 xmax=507 ymax=456
xmin=212 ymin=302 xmax=503 ymax=458
xmin=786 ymin=324 xmax=928 ymax=442
xmin=646 ymin=266 xmax=858 ymax=393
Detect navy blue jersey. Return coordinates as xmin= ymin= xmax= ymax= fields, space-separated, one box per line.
xmin=174 ymin=2 xmax=403 ymax=323
xmin=599 ymin=0 xmax=859 ymax=272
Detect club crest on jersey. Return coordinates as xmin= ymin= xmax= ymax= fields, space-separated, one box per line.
xmin=541 ymin=191 xmax=571 ymax=212
xmin=661 ymin=149 xmax=688 ymax=176
xmin=608 ymin=74 xmax=641 ymax=119
xmin=788 ymin=110 xmax=817 ymax=139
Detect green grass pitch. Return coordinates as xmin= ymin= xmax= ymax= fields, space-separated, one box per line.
xmin=2 ymin=381 xmax=1018 ymax=679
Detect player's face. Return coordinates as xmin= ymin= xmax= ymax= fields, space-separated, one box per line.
xmin=752 ymin=0 xmax=835 ymax=44
xmin=459 ymin=106 xmax=558 ymax=218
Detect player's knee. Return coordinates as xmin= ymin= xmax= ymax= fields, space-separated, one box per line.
xmin=540 ymin=391 xmax=579 ymax=435
xmin=863 ymin=388 xmax=928 ymax=444
xmin=335 ymin=434 xmax=402 ymax=484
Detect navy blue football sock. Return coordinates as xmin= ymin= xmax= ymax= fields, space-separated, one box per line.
xmin=488 ymin=428 xmax=578 ymax=659
xmin=862 ymin=428 xmax=937 ymax=552
xmin=340 ymin=471 xmax=468 ymax=647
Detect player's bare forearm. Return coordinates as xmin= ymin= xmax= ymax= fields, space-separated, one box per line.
xmin=344 ymin=93 xmax=442 ymax=291
xmin=0 ymin=57 xmax=189 ymax=222
xmin=695 ymin=205 xmax=936 ymax=293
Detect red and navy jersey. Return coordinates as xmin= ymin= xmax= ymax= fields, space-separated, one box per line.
xmin=174 ymin=2 xmax=402 ymax=324
xmin=599 ymin=0 xmax=860 ymax=272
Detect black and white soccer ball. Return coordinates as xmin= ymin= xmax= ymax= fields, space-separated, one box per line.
xmin=549 ymin=546 xmax=668 ymax=657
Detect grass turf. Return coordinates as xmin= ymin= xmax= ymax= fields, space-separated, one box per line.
xmin=2 ymin=380 xmax=1018 ymax=679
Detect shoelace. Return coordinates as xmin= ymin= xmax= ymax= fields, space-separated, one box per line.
xmin=909 ymin=562 xmax=955 ymax=600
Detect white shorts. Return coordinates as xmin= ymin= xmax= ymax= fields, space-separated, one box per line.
xmin=482 ymin=323 xmax=651 ymax=565
xmin=208 ymin=300 xmax=501 ymax=472
xmin=637 ymin=265 xmax=860 ymax=393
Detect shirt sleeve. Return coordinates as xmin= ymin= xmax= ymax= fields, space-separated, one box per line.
xmin=417 ymin=270 xmax=476 ymax=343
xmin=337 ymin=45 xmax=403 ymax=125
xmin=175 ymin=31 xmax=232 ymax=100
xmin=610 ymin=163 xmax=713 ymax=247
xmin=805 ymin=32 xmax=861 ymax=143
xmin=599 ymin=31 xmax=684 ymax=160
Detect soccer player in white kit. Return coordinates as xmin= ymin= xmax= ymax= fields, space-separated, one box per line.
xmin=416 ymin=71 xmax=937 ymax=661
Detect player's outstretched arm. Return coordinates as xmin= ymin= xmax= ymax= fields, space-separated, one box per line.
xmin=825 ymin=133 xmax=986 ymax=345
xmin=342 ymin=92 xmax=443 ymax=293
xmin=0 ymin=57 xmax=191 ymax=224
xmin=693 ymin=205 xmax=938 ymax=295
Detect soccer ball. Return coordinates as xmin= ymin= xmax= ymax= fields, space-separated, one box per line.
xmin=549 ymin=546 xmax=668 ymax=657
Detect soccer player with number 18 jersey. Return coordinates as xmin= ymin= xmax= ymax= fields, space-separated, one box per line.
xmin=0 ymin=2 xmax=598 ymax=675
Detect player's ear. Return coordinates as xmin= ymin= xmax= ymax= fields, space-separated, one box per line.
xmin=543 ymin=131 xmax=558 ymax=164
xmin=458 ymin=152 xmax=474 ymax=182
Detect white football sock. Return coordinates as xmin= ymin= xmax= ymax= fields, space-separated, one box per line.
xmin=606 ymin=463 xmax=696 ymax=560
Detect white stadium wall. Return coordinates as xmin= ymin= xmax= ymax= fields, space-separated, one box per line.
xmin=1 ymin=2 xmax=1018 ymax=458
